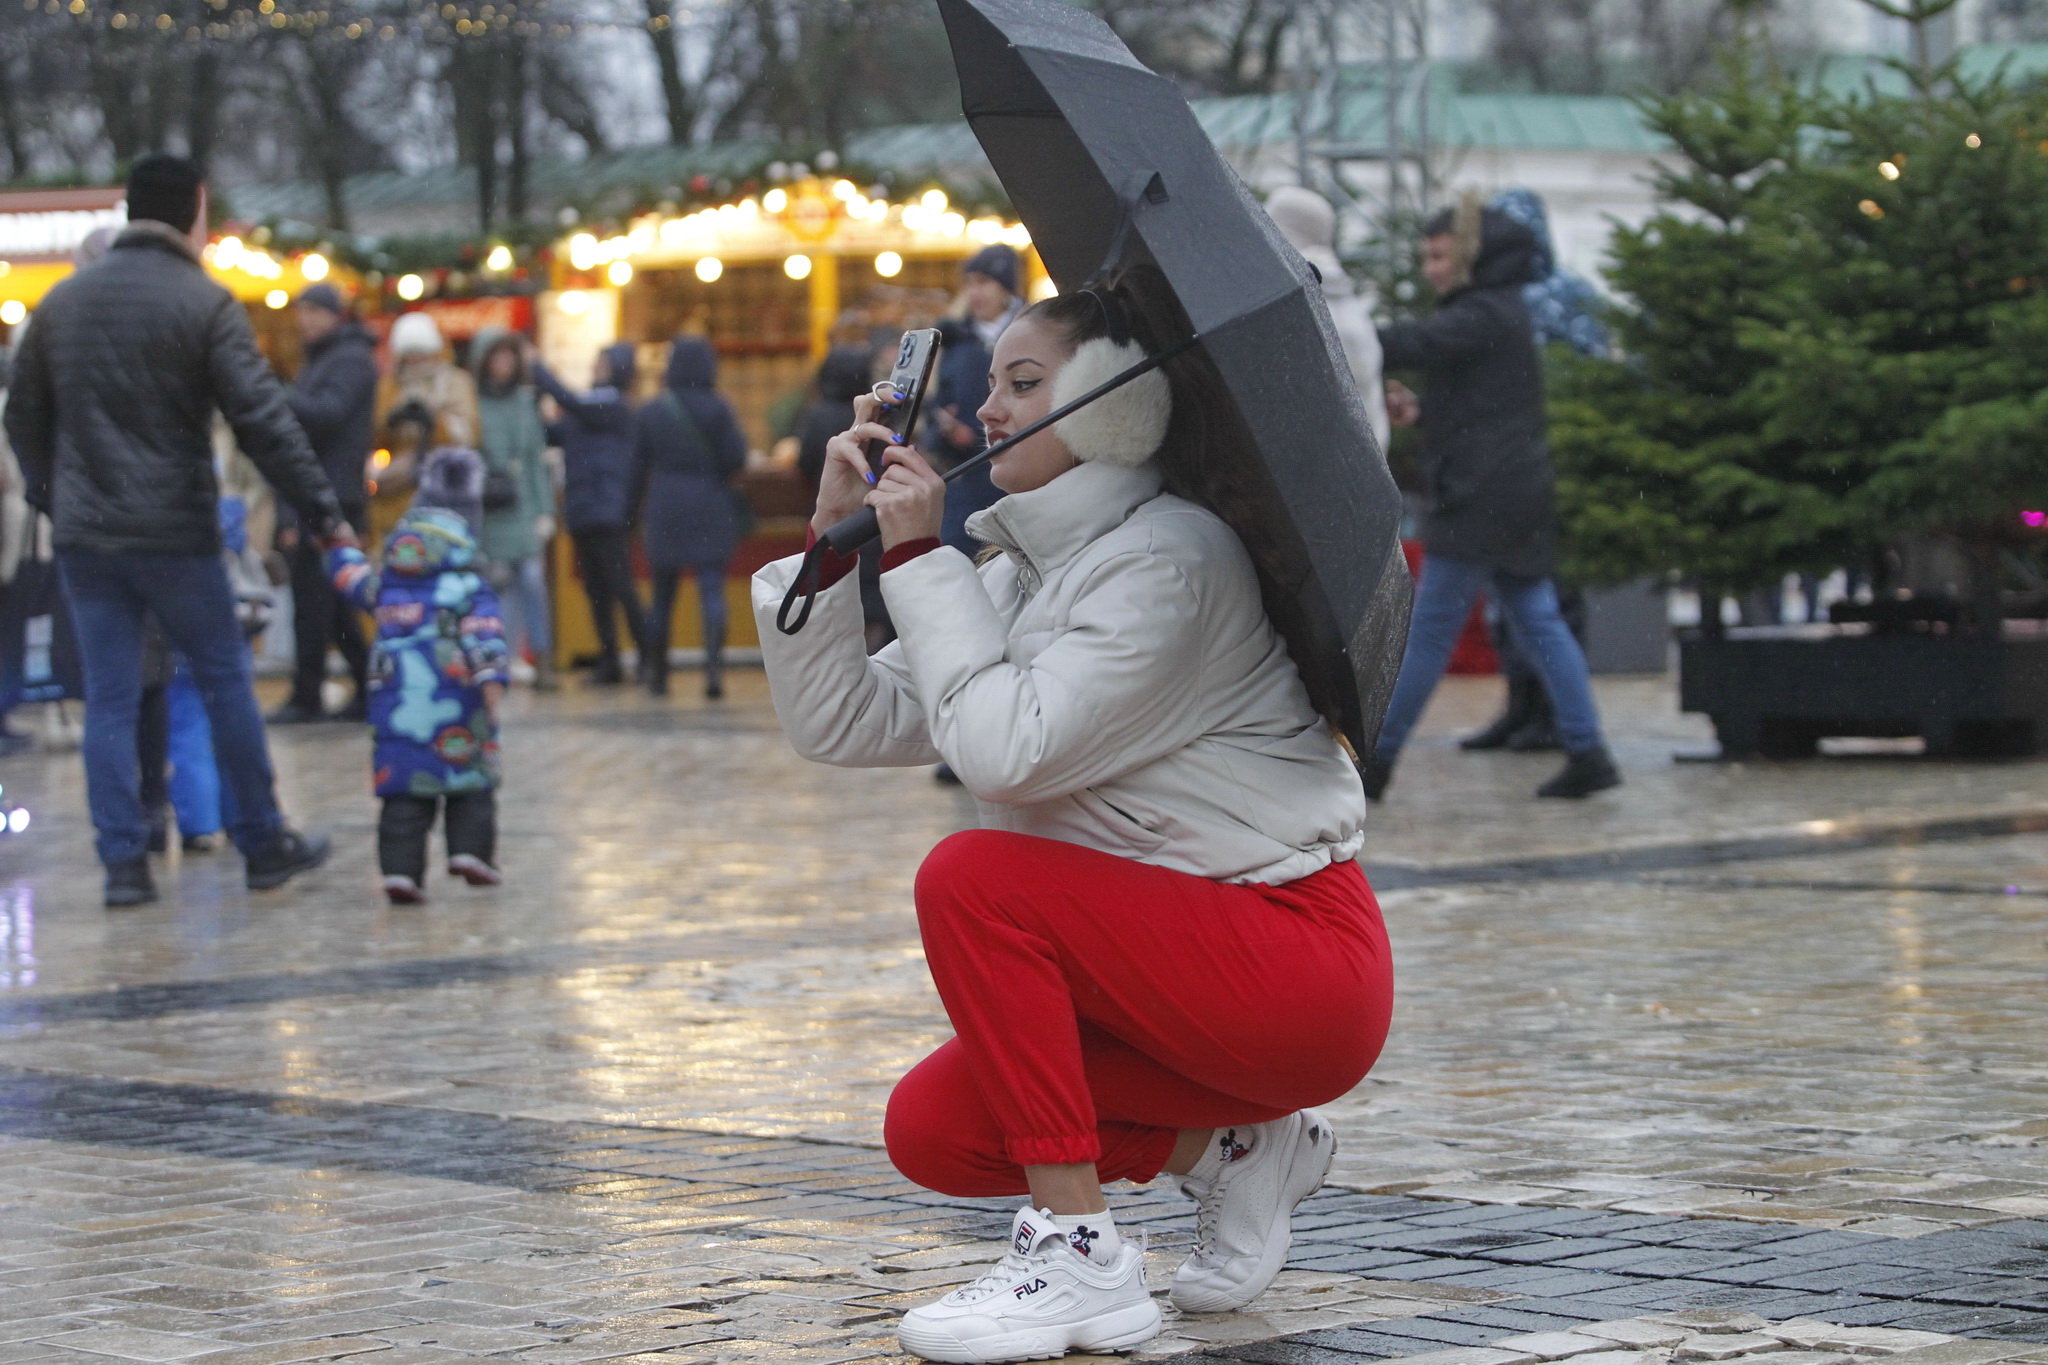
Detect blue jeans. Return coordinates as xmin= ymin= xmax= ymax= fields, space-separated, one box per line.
xmin=489 ymin=555 xmax=552 ymax=660
xmin=1376 ymin=554 xmax=1605 ymax=760
xmin=59 ymin=549 xmax=283 ymax=864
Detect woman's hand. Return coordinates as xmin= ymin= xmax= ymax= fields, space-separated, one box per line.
xmin=868 ymin=444 xmax=946 ymax=550
xmin=812 ymin=390 xmax=897 ymax=536
xmin=1385 ymin=379 xmax=1421 ymax=428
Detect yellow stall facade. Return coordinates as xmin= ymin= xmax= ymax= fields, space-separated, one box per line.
xmin=536 ymin=178 xmax=1044 ymax=667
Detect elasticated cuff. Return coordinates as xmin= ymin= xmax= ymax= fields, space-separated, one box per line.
xmin=880 ymin=536 xmax=941 ymax=573
xmin=1005 ymin=1134 xmax=1105 ymax=1168
xmin=801 ymin=525 xmax=862 ymax=591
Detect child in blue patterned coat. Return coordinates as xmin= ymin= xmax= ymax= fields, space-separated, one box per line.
xmin=330 ymin=447 xmax=510 ymax=904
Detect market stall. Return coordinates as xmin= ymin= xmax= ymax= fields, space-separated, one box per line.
xmin=536 ymin=177 xmax=1044 ymax=666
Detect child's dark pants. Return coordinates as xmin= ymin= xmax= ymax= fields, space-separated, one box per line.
xmin=378 ymin=792 xmax=496 ymax=882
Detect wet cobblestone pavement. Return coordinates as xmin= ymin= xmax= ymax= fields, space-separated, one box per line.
xmin=3 ymin=674 xmax=2047 ymax=1364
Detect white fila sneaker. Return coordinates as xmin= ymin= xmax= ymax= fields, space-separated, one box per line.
xmin=897 ymin=1206 xmax=1161 ymax=1363
xmin=1170 ymin=1108 xmax=1336 ymax=1314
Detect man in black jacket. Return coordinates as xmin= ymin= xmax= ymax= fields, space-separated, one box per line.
xmin=1365 ymin=198 xmax=1618 ymax=803
xmin=3 ymin=154 xmax=348 ymax=905
xmin=272 ymin=282 xmax=374 ymax=724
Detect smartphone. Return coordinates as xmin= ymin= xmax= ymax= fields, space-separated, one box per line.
xmin=867 ymin=327 xmax=941 ymax=475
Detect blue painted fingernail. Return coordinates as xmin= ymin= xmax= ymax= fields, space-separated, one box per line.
xmin=865 ymin=470 xmax=877 ymax=484
xmin=892 ymin=433 xmax=906 ymax=444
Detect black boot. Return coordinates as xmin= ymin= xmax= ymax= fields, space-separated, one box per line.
xmin=105 ymin=858 xmax=158 ymax=908
xmin=587 ymin=656 xmax=625 ymax=687
xmin=703 ymin=622 xmax=726 ymax=700
xmin=245 ymin=826 xmax=332 ymax=890
xmin=1537 ymin=748 xmax=1622 ymax=799
xmin=1359 ymin=753 xmax=1394 ymax=802
xmin=146 ymin=812 xmax=169 ymax=855
xmin=647 ymin=660 xmax=670 ymax=697
xmin=1461 ymin=672 xmax=1539 ymax=751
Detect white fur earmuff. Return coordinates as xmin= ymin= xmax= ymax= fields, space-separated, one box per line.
xmin=1051 ymin=336 xmax=1172 ymax=467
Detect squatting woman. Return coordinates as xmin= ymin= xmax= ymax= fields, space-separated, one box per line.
xmin=753 ymin=293 xmax=1394 ymax=1364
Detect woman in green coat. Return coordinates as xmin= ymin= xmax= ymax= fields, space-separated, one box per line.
xmin=471 ymin=328 xmax=557 ymax=689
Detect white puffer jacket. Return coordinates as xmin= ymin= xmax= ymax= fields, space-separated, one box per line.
xmin=751 ymin=460 xmax=1367 ymax=885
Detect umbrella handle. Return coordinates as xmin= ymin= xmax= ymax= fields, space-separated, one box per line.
xmin=777 ymin=333 xmax=1200 ymax=635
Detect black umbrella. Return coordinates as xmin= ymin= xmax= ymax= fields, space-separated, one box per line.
xmin=786 ymin=0 xmax=1410 ymax=754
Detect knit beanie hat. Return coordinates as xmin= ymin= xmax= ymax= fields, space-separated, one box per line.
xmin=389 ymin=311 xmax=445 ymax=358
xmin=963 ymin=244 xmax=1020 ymax=297
xmin=127 ymin=154 xmax=203 ymax=233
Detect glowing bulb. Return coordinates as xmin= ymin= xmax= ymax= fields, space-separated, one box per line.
xmin=265 ymin=289 xmax=289 ymax=309
xmin=373 ymin=448 xmax=392 ymax=469
xmin=214 ymin=235 xmax=243 ymax=268
xmin=301 ymin=252 xmax=329 ymax=281
xmin=0 ymin=300 xmax=24 ymax=326
xmin=396 ymin=273 xmax=425 ymax=300
xmin=1001 ymin=223 xmax=1032 ymax=247
xmin=1878 ymin=161 xmax=1900 ymax=180
xmin=558 ymin=289 xmax=589 ymax=315
xmin=763 ymin=187 xmax=789 ymax=213
xmin=485 ymin=244 xmax=513 ymax=272
xmin=7 ymin=808 xmax=27 ymax=833
xmin=1967 ymin=132 xmax=1983 ymax=148
xmin=784 ymin=254 xmax=813 ymax=281
xmin=607 ymin=260 xmax=634 ymax=286
xmin=831 ymin=178 xmax=857 ymax=200
xmin=874 ymin=251 xmax=903 ymax=278
xmin=940 ymin=212 xmax=966 ymax=237
xmin=921 ymin=188 xmax=948 ymax=213
xmin=568 ymin=232 xmax=598 ymax=271
xmin=695 ymin=256 xmax=723 ymax=283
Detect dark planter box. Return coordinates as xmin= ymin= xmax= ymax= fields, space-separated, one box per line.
xmin=1678 ymin=628 xmax=2048 ymax=758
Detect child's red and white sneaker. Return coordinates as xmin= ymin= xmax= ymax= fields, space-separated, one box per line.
xmin=383 ymin=875 xmax=425 ymax=905
xmin=897 ymin=1206 xmax=1158 ymax=1363
xmin=448 ymin=855 xmax=502 ymax=886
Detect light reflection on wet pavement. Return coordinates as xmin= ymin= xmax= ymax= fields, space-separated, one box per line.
xmin=2 ymin=674 xmax=2046 ymax=1362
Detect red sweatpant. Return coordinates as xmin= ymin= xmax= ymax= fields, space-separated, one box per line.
xmin=885 ymin=830 xmax=1393 ymax=1197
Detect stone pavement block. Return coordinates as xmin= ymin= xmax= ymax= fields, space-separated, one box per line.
xmin=1577 ymin=1320 xmax=1691 ymax=1348
xmin=1673 ymin=1331 xmax=1790 ymax=1358
xmin=1346 ymin=1319 xmax=1505 ymax=1348
xmin=1380 ymin=1351 xmax=1539 ymax=1365
xmin=32 ymin=1328 xmax=226 ymax=1360
xmin=1493 ymin=1331 xmax=1621 ymax=1359
xmin=1878 ymin=1342 xmax=2043 ymax=1365
xmin=1650 ymin=1311 xmax=1771 ymax=1333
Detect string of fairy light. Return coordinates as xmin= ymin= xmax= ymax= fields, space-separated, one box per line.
xmin=179 ymin=179 xmax=1036 ymax=312
xmin=24 ymin=0 xmax=694 ymax=40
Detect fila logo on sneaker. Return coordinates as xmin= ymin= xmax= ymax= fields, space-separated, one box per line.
xmin=1011 ymin=1277 xmax=1049 ymax=1300
xmin=1013 ymin=1220 xmax=1039 ymax=1255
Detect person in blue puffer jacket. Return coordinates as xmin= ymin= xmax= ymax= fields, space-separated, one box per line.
xmin=535 ymin=342 xmax=647 ymax=686
xmin=329 ymin=447 xmax=511 ymax=905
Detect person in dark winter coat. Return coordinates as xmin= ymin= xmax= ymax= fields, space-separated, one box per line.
xmin=632 ymin=336 xmax=747 ymax=699
xmin=796 ymin=346 xmax=877 ymax=495
xmin=2 ymin=153 xmax=338 ymax=905
xmin=925 ymin=244 xmax=1023 ymax=554
xmin=330 ymin=447 xmax=509 ymax=906
xmin=1366 ymin=197 xmax=1618 ymax=803
xmin=273 ymin=282 xmax=376 ymax=724
xmin=536 ymin=342 xmax=647 ymax=686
